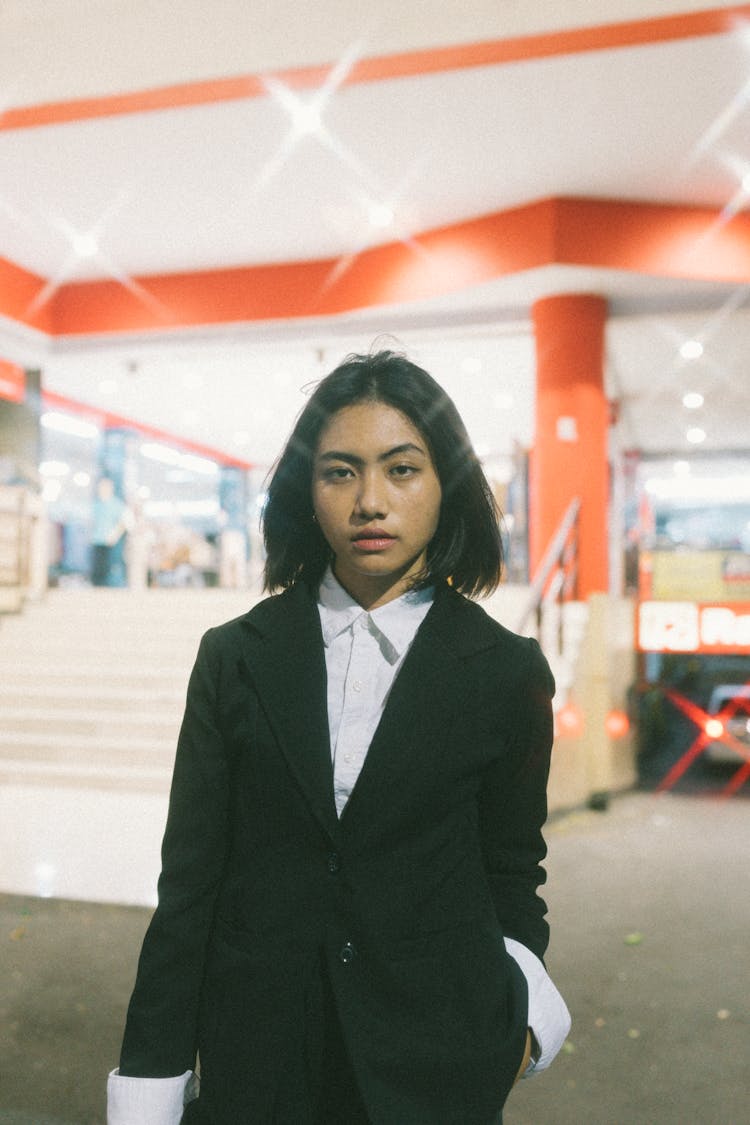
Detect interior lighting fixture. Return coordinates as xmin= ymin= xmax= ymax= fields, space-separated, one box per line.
xmin=143 ymin=500 xmax=177 ymax=519
xmin=71 ymin=232 xmax=99 ymax=258
xmin=680 ymin=339 xmax=704 ymax=360
xmin=686 ymin=426 xmax=707 ymax=444
xmin=72 ymin=471 xmax=91 ymax=487
xmin=605 ymin=709 xmax=630 ymax=739
xmin=140 ymin=442 xmax=218 ymax=476
xmin=646 ymin=475 xmax=750 ymax=502
xmin=368 ymin=203 xmax=394 ymax=228
xmin=140 ymin=441 xmax=181 ymax=466
xmin=704 ymin=717 xmax=724 ymax=740
xmin=673 ymin=461 xmax=691 ymax=476
xmin=291 ymin=100 xmax=323 ymax=136
xmin=555 ymin=702 xmax=584 ymax=739
xmin=40 ymin=460 xmax=71 ymax=477
xmin=682 ymin=392 xmax=704 ymax=409
xmin=743 ymin=172 xmax=750 ymax=194
xmin=179 ymin=454 xmax=219 ymax=476
xmin=41 ymin=411 xmax=99 ymax=440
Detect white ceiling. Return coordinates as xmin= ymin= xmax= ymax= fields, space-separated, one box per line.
xmin=1 ymin=0 xmax=750 ymax=467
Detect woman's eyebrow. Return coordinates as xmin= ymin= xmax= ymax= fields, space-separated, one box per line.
xmin=317 ymin=442 xmax=426 ymax=465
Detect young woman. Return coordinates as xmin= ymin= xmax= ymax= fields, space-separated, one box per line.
xmin=108 ymin=349 xmax=570 ymax=1125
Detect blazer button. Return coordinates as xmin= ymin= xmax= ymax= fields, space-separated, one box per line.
xmin=327 ymin=853 xmax=340 ymax=874
xmin=339 ymin=941 xmax=356 ymax=964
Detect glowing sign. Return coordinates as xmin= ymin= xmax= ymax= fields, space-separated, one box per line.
xmin=637 ymin=601 xmax=750 ymax=654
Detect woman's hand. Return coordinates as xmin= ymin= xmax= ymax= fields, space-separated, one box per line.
xmin=514 ymin=1029 xmax=533 ymax=1084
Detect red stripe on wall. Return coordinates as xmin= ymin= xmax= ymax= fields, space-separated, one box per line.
xmin=41 ymin=390 xmax=255 ymax=469
xmin=0 ymin=358 xmax=26 ymax=403
xmin=28 ymin=198 xmax=750 ymax=337
xmin=2 ymin=5 xmax=749 ymax=131
xmin=0 ymin=257 xmax=53 ymax=333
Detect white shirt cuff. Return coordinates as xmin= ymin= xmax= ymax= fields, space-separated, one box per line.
xmin=107 ymin=1068 xmax=199 ymax=1125
xmin=504 ymin=937 xmax=571 ymax=1076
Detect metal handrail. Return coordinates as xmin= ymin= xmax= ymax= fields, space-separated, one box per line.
xmin=516 ymin=496 xmax=581 ymax=639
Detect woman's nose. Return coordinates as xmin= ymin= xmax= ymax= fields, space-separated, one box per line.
xmin=355 ymin=472 xmax=387 ymax=518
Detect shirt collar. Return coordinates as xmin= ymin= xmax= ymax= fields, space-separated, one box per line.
xmin=317 ymin=566 xmax=434 ymax=663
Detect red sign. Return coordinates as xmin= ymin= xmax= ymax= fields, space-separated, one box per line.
xmin=637 ymin=601 xmax=750 ymax=654
xmin=0 ymin=359 xmax=25 ymax=403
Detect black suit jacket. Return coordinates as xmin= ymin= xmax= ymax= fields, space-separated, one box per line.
xmin=120 ymin=581 xmax=555 ymax=1124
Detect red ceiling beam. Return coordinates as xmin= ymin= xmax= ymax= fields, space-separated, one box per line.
xmin=3 ymin=5 xmax=750 ymax=131
xmin=2 ymin=197 xmax=742 ymax=338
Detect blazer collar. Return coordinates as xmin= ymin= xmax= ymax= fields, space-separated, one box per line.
xmin=237 ymin=582 xmax=501 ymax=843
xmin=336 ymin=583 xmax=499 ymax=838
xmin=239 ymin=583 xmax=339 ymax=841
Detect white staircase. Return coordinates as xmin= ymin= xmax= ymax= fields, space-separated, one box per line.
xmin=0 ymin=588 xmax=257 ymax=789
xmin=0 ymin=588 xmax=257 ymax=905
xmin=0 ymin=584 xmax=587 ymax=906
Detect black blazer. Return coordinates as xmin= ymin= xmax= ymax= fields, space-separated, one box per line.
xmin=120 ymin=581 xmax=555 ymax=1124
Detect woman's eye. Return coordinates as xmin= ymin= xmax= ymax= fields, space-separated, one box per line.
xmin=324 ymin=466 xmax=354 ymax=480
xmin=390 ymin=463 xmax=417 ymax=477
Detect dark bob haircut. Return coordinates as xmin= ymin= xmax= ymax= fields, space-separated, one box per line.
xmin=262 ymin=349 xmax=503 ymax=598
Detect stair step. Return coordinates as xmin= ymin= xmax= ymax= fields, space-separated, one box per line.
xmin=1 ymin=707 xmax=180 ymax=738
xmin=0 ymin=756 xmax=173 ymax=791
xmin=0 ymin=683 xmax=184 ymax=707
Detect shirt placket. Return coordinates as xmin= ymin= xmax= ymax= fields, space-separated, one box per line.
xmin=333 ymin=615 xmax=377 ymax=812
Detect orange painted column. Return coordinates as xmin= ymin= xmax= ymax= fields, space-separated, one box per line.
xmin=530 ymin=293 xmax=609 ymax=597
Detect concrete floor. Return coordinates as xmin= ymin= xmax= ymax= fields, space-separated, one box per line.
xmin=2 ymin=789 xmax=748 ymax=1125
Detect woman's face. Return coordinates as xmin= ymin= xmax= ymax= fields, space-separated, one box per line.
xmin=312 ymin=400 xmax=442 ymax=609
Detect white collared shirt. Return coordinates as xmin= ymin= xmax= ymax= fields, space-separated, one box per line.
xmin=317 ymin=565 xmax=433 ymax=815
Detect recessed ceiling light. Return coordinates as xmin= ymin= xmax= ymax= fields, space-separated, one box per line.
xmin=686 ymin=427 xmax=706 ymax=444
xmin=368 ymin=203 xmax=394 ymax=228
xmin=72 ymin=471 xmax=90 ymax=487
xmin=40 ymin=460 xmax=70 ymax=477
xmin=71 ymin=232 xmax=99 ymax=258
xmin=292 ymin=102 xmax=322 ymax=135
xmin=41 ymin=412 xmax=99 ymax=439
xmin=680 ymin=339 xmax=703 ymax=360
xmin=682 ymin=392 xmax=704 ymax=409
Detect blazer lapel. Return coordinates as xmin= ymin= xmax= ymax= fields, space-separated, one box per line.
xmin=238 ymin=584 xmax=339 ymax=841
xmin=339 ymin=586 xmax=496 ymax=838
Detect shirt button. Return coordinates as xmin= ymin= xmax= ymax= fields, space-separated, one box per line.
xmin=352 ymin=681 xmax=362 ymax=692
xmin=343 ymin=753 xmax=353 ymax=764
xmin=339 ymin=941 xmax=356 ymax=964
xmin=327 ymin=853 xmax=340 ymax=874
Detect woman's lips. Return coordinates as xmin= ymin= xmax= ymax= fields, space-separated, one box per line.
xmin=352 ymin=532 xmax=396 ymax=551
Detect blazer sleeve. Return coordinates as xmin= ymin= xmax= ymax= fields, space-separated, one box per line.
xmin=477 ymin=635 xmax=555 ymax=961
xmin=119 ymin=627 xmax=231 ymax=1077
